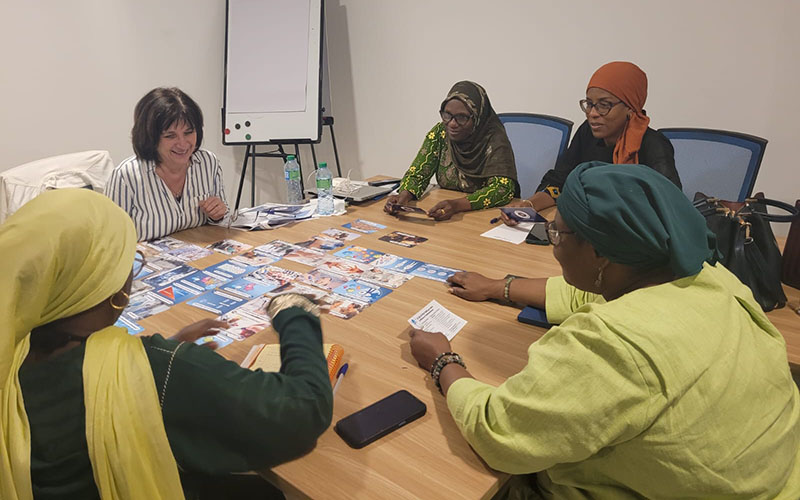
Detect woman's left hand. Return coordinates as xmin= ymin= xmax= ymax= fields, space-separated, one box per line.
xmin=409 ymin=328 xmax=453 ymax=369
xmin=199 ymin=196 xmax=227 ymax=221
xmin=427 ymin=198 xmax=470 ymax=221
xmin=170 ymin=319 xmax=229 ymax=348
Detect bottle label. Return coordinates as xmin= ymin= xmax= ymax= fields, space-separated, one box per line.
xmin=287 ymin=169 xmax=300 ymax=181
xmin=316 ymin=178 xmax=332 ymax=189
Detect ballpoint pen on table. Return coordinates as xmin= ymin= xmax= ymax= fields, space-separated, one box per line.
xmin=332 ymin=363 xmax=349 ymax=395
xmin=489 ymin=217 xmax=500 ymax=224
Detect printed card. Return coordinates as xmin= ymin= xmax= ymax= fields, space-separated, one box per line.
xmin=294 ymin=236 xmax=345 ymax=251
xmin=123 ymin=291 xmax=171 ymax=321
xmin=145 ymin=236 xmax=187 ymax=253
xmin=142 ymin=264 xmax=198 ymax=288
xmin=409 ymin=263 xmax=461 ymax=282
xmin=342 ymin=219 xmax=387 ymax=234
xmin=186 ymin=290 xmax=247 ymax=315
xmin=195 ymin=334 xmax=233 ymax=349
xmin=154 ymin=280 xmax=204 ymax=304
xmin=207 ymin=238 xmax=253 ymax=255
xmin=326 ymin=294 xmax=369 ymax=320
xmin=254 ymin=240 xmax=299 ymax=258
xmin=217 ymin=306 xmax=271 ymax=341
xmin=230 ymin=249 xmax=280 ymax=267
xmin=179 ymin=270 xmax=228 ymax=292
xmin=237 ymin=296 xmax=271 ymax=320
xmin=203 ymin=260 xmax=257 ymax=280
xmin=267 ymin=282 xmax=331 ymax=303
xmin=379 ymin=231 xmax=428 ymax=247
xmin=130 ymin=280 xmax=153 ymax=297
xmin=283 ymin=247 xmax=328 ymax=266
xmin=114 ymin=315 xmax=144 ymax=335
xmin=162 ymin=244 xmax=214 ymax=262
xmin=333 ymin=280 xmax=393 ymax=304
xmin=321 ymin=228 xmax=361 ymax=241
xmin=298 ymin=269 xmax=350 ymax=291
xmin=360 ymin=267 xmax=413 ymax=289
xmin=333 ymin=245 xmax=384 ymax=264
xmin=220 ymin=277 xmax=281 ymax=299
xmin=315 ymin=257 xmax=371 ymax=276
xmin=249 ymin=265 xmax=301 ymax=285
xmin=371 ymin=254 xmax=424 ymax=274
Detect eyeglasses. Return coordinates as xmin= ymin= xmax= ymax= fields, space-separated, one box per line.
xmin=546 ymin=221 xmax=575 ymax=246
xmin=133 ymin=250 xmax=147 ymax=279
xmin=579 ymin=99 xmax=625 ymax=117
xmin=440 ymin=111 xmax=472 ymax=127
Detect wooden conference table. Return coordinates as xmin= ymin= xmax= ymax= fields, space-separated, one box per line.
xmin=136 ymin=187 xmax=800 ymax=500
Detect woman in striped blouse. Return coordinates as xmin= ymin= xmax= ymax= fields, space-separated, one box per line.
xmin=107 ymin=87 xmax=228 ymax=241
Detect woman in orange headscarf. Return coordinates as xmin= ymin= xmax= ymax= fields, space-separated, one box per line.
xmin=504 ymin=61 xmax=680 ymax=220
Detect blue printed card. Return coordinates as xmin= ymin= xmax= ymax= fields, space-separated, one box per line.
xmin=333 ymin=245 xmax=384 ymax=264
xmin=410 ymin=263 xmax=460 ymax=282
xmin=186 ymin=290 xmax=247 ymax=315
xmin=333 ymin=280 xmax=393 ymax=304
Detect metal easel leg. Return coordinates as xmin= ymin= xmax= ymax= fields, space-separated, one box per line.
xmin=328 ymin=122 xmax=342 ymax=177
xmin=234 ymin=144 xmax=251 ymax=212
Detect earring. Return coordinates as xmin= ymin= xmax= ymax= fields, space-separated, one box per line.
xmin=594 ymin=262 xmax=608 ymax=289
xmin=109 ymin=291 xmax=130 ymax=311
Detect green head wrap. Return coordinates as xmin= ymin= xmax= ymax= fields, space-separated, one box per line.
xmin=556 ymin=162 xmax=716 ymax=278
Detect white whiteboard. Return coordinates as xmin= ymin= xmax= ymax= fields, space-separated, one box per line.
xmin=223 ymin=0 xmax=323 ymax=143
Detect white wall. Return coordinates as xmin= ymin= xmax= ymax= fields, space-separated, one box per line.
xmin=2 ymin=1 xmax=798 ymax=221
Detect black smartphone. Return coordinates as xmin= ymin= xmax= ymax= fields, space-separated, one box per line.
xmin=525 ymin=222 xmax=549 ymax=245
xmin=517 ymin=306 xmax=552 ymax=328
xmin=368 ymin=178 xmax=401 ymax=186
xmin=334 ymin=390 xmax=426 ymax=449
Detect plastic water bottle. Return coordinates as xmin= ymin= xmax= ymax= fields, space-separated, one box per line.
xmin=316 ymin=162 xmax=334 ymax=216
xmin=284 ymin=155 xmax=303 ymax=204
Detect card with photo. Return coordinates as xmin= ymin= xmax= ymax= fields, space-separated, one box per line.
xmin=333 ymin=245 xmax=384 ymax=264
xmin=326 ymin=294 xmax=369 ymax=320
xmin=333 ymin=280 xmax=393 ymax=304
xmin=283 ymin=247 xmax=328 ymax=266
xmin=162 ymin=244 xmax=214 ymax=262
xmin=154 ymin=280 xmax=204 ymax=304
xmin=123 ymin=291 xmax=172 ymax=321
xmin=114 ymin=315 xmax=144 ymax=335
xmin=186 ymin=290 xmax=247 ymax=315
xmin=217 ymin=308 xmax=271 ymax=341
xmin=321 ymin=228 xmax=361 ymax=241
xmin=130 ymin=280 xmax=153 ymax=297
xmin=379 ymin=231 xmax=428 ymax=247
xmin=410 ymin=263 xmax=461 ymax=282
xmin=342 ymin=219 xmax=387 ymax=234
xmin=294 ymin=236 xmax=345 ymax=251
xmin=179 ymin=270 xmax=228 ymax=292
xmin=145 ymin=236 xmax=186 ymax=253
xmin=266 ymin=282 xmax=331 ymax=303
xmin=195 ymin=334 xmax=233 ymax=349
xmin=249 ymin=265 xmax=301 ymax=285
xmin=137 ymin=242 xmax=162 ymax=259
xmin=254 ymin=240 xmax=299 ymax=258
xmin=371 ymin=254 xmax=424 ymax=273
xmin=207 ymin=239 xmax=253 ymax=255
xmin=230 ymin=249 xmax=280 ymax=267
xmin=316 ymin=257 xmax=371 ymax=276
xmin=237 ymin=296 xmax=271 ymax=320
xmin=360 ymin=267 xmax=413 ymax=289
xmin=298 ymin=269 xmax=350 ymax=291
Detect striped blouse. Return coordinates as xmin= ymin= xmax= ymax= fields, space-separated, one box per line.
xmin=106 ymin=149 xmax=228 ymax=241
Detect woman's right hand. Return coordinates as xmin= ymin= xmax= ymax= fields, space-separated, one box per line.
xmin=384 ymin=190 xmax=414 ymax=215
xmin=498 ymin=199 xmax=532 ymax=226
xmin=447 ymin=272 xmax=504 ymax=302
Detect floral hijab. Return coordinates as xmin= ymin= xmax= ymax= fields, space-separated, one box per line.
xmin=440 ymin=81 xmax=517 ymax=188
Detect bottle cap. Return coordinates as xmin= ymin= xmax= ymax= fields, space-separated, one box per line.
xmin=319 ymin=162 xmax=327 ymax=168
xmin=287 ymin=155 xmax=296 ymax=161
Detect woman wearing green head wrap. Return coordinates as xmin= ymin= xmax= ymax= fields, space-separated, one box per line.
xmin=410 ymin=163 xmax=800 ymax=498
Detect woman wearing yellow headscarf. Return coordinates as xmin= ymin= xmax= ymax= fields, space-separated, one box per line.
xmin=1 ymin=189 xmax=332 ymax=499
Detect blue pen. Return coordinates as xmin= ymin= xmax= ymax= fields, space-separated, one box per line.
xmin=489 ymin=217 xmax=500 ymax=224
xmin=332 ymin=363 xmax=349 ymax=395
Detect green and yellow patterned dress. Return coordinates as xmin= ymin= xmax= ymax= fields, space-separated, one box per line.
xmin=398 ymin=122 xmax=516 ymax=210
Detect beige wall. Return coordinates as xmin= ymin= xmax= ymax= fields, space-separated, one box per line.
xmin=2 ymin=1 xmax=798 ymax=219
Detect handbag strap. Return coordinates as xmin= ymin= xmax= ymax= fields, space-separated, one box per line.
xmin=693 ymin=196 xmax=799 ymax=223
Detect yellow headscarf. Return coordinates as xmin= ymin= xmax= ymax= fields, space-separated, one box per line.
xmin=0 ymin=189 xmax=183 ymax=499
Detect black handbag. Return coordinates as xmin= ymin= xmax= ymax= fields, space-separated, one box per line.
xmin=694 ymin=193 xmax=799 ymax=312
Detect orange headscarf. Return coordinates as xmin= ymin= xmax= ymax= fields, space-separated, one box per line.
xmin=587 ymin=61 xmax=650 ymax=164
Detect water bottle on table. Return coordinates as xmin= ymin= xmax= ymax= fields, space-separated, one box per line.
xmin=284 ymin=154 xmax=303 ymax=204
xmin=316 ymin=162 xmax=334 ymax=215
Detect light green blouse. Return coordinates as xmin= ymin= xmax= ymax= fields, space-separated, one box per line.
xmin=447 ymin=263 xmax=800 ymax=499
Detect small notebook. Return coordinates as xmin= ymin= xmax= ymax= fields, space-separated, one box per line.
xmin=242 ymin=343 xmax=345 ymax=385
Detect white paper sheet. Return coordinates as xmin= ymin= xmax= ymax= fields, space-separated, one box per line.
xmin=480 ymin=222 xmax=534 ymax=244
xmin=408 ymin=299 xmax=467 ymax=340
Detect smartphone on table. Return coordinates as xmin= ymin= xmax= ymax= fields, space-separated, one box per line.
xmin=517 ymin=306 xmax=552 ymax=328
xmin=335 ymin=390 xmax=426 ymax=449
xmin=525 ymin=222 xmax=549 ymax=245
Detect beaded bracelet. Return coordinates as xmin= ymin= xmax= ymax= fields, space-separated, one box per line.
xmin=430 ymin=352 xmax=466 ymax=395
xmin=503 ymin=275 xmax=518 ymax=302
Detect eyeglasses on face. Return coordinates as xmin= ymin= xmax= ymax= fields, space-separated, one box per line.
xmin=440 ymin=111 xmax=472 ymax=127
xmin=546 ymin=221 xmax=575 ymax=246
xmin=133 ymin=250 xmax=147 ymax=278
xmin=579 ymin=98 xmax=625 ymax=117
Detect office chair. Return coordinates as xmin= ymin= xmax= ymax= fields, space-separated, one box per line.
xmin=498 ymin=113 xmax=573 ymax=200
xmin=658 ymin=128 xmax=767 ymax=202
